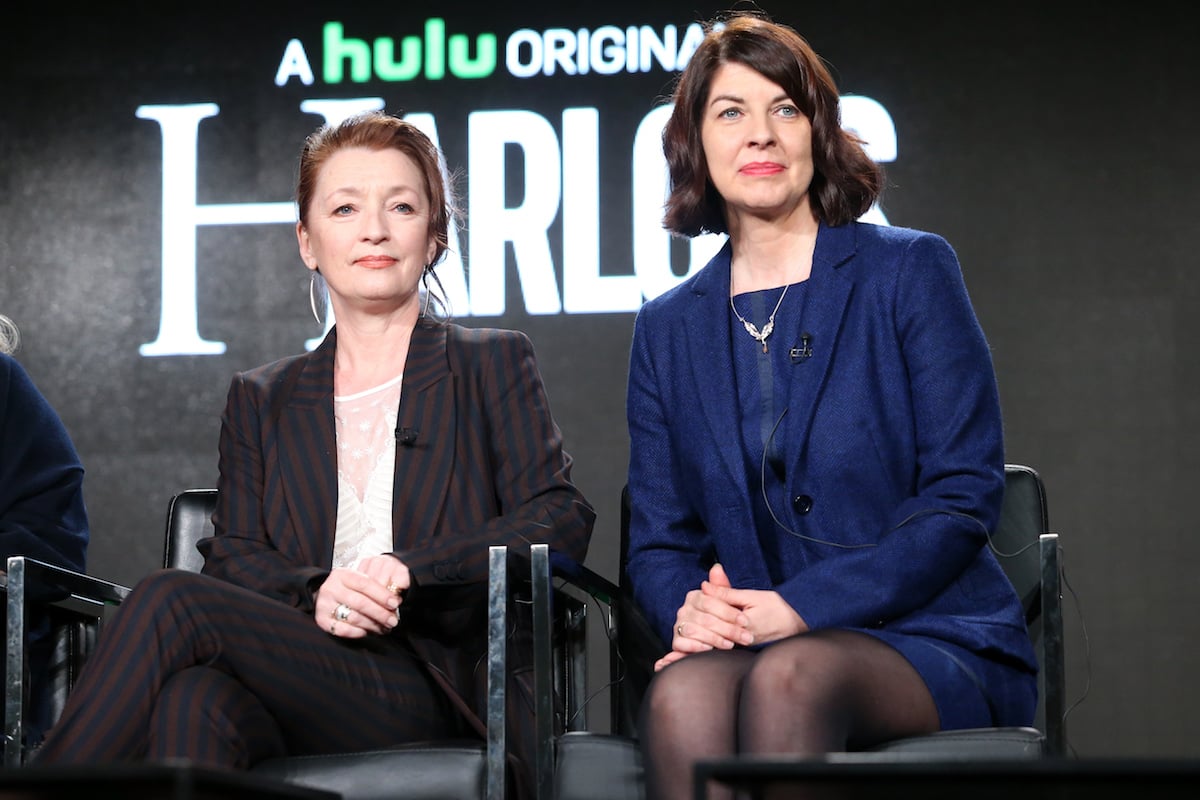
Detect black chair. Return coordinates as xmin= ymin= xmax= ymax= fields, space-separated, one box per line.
xmin=3 ymin=556 xmax=128 ymax=765
xmin=5 ymin=489 xmax=512 ymax=800
xmin=163 ymin=489 xmax=509 ymax=800
xmin=526 ymin=464 xmax=1066 ymax=800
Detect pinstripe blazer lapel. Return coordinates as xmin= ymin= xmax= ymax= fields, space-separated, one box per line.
xmin=392 ymin=321 xmax=455 ymax=550
xmin=276 ymin=331 xmax=339 ymax=569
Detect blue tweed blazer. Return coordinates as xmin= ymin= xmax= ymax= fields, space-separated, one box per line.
xmin=626 ymin=221 xmax=1036 ymax=678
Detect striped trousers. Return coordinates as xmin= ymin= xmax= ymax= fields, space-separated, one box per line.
xmin=33 ymin=569 xmax=462 ymax=766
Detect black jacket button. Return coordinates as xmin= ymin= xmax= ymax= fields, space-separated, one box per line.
xmin=793 ymin=494 xmax=813 ymax=514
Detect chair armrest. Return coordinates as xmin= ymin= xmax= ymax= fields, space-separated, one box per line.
xmin=502 ymin=546 xmax=620 ymax=601
xmin=545 ymin=550 xmax=620 ymax=605
xmin=523 ymin=545 xmax=665 ymax=800
xmin=1039 ymin=533 xmax=1066 ymax=757
xmin=528 ymin=545 xmax=562 ymax=800
xmin=485 ymin=547 xmax=507 ymax=800
xmin=4 ymin=557 xmax=131 ymax=608
xmin=4 ymin=556 xmax=132 ymax=766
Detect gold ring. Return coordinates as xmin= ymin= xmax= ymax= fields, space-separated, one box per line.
xmin=677 ymin=624 xmax=685 ymax=636
xmin=387 ymin=583 xmax=402 ymax=595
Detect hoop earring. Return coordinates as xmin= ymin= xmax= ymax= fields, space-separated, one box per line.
xmin=309 ymin=271 xmax=324 ymax=325
xmin=420 ymin=266 xmax=432 ymax=319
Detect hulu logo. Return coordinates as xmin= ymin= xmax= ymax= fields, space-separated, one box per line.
xmin=324 ymin=20 xmax=496 ymax=82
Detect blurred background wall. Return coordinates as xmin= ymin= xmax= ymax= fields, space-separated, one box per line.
xmin=2 ymin=0 xmax=1196 ymax=757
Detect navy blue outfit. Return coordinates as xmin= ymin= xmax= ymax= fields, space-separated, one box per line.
xmin=626 ymin=222 xmax=1037 ymax=729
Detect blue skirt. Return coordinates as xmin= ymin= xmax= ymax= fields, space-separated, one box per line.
xmin=862 ymin=629 xmax=1038 ymax=730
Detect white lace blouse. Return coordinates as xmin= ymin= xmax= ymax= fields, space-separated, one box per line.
xmin=332 ymin=373 xmax=402 ymax=570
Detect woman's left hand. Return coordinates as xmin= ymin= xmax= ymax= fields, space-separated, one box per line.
xmin=315 ymin=555 xmax=410 ymax=638
xmin=656 ymin=565 xmax=808 ymax=670
xmin=701 ymin=577 xmax=808 ymax=645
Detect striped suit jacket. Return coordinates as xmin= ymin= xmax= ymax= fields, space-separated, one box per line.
xmin=197 ymin=320 xmax=594 ymax=735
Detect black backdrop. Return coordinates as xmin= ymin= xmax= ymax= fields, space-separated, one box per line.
xmin=3 ymin=0 xmax=1197 ymax=758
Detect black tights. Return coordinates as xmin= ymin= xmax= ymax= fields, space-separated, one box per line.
xmin=639 ymin=630 xmax=940 ymax=800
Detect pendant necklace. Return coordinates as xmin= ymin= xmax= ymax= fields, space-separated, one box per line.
xmin=730 ymin=283 xmax=789 ymax=354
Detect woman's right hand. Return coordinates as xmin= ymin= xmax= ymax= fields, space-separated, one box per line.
xmin=314 ymin=557 xmax=407 ymax=638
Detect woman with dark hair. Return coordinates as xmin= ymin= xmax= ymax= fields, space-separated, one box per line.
xmin=626 ymin=13 xmax=1036 ymax=799
xmin=33 ymin=112 xmax=594 ymax=790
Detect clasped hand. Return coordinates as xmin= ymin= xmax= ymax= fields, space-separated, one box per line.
xmin=657 ymin=563 xmax=806 ymax=671
xmin=315 ymin=554 xmax=410 ymax=638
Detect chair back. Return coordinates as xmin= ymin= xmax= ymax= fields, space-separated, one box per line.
xmin=992 ymin=464 xmax=1065 ymax=755
xmin=163 ymin=489 xmax=218 ymax=573
xmin=993 ymin=465 xmax=1050 ymax=626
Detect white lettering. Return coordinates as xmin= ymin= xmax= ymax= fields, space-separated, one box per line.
xmin=638 ymin=25 xmax=677 ymax=73
xmin=467 ymin=110 xmax=562 ymax=315
xmin=562 ymin=108 xmax=641 ymax=313
xmin=137 ymin=104 xmax=294 ymax=357
xmin=275 ymin=39 xmax=316 ymax=86
xmin=576 ymin=29 xmax=590 ymax=75
xmin=542 ymin=29 xmax=578 ymax=76
xmin=134 ymin=90 xmax=899 ymax=355
xmin=841 ymin=95 xmax=898 ymax=225
xmin=501 ymin=23 xmax=706 ymax=80
xmin=590 ymin=26 xmax=625 ymax=76
xmin=505 ymin=29 xmax=542 ymax=79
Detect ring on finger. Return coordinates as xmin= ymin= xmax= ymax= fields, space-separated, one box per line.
xmin=387 ymin=582 xmax=402 ymax=595
xmin=330 ymin=620 xmax=337 ymax=634
xmin=334 ymin=603 xmax=352 ymax=621
xmin=677 ymin=623 xmax=685 ymax=637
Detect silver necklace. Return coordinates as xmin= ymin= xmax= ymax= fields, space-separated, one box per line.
xmin=730 ymin=283 xmax=789 ymax=354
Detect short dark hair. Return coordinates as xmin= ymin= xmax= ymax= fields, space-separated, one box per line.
xmin=662 ymin=13 xmax=883 ymax=236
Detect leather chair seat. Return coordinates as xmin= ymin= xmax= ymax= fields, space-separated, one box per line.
xmin=553 ymin=733 xmax=643 ymax=800
xmin=865 ymin=726 xmax=1046 ymax=759
xmin=254 ymin=741 xmax=488 ymax=800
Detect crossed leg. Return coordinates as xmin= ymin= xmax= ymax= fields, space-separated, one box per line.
xmin=35 ymin=569 xmax=458 ymax=765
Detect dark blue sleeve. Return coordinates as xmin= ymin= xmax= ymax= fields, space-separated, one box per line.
xmin=0 ymin=354 xmax=89 ymax=572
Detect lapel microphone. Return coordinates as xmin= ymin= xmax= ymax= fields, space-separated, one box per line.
xmin=790 ymin=333 xmax=813 ymax=364
xmin=395 ymin=427 xmax=420 ymax=447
